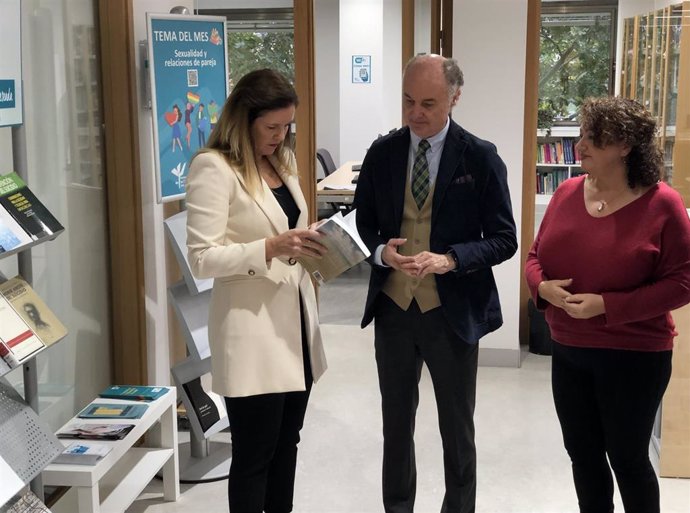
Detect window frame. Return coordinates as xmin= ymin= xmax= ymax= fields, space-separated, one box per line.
xmin=540 ymin=0 xmax=618 ymax=126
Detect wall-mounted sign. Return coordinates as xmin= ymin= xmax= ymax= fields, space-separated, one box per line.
xmin=352 ymin=55 xmax=371 ymax=84
xmin=147 ymin=14 xmax=229 ymax=203
xmin=0 ymin=0 xmax=22 ymax=127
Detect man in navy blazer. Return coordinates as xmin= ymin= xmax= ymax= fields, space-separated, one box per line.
xmin=354 ymin=55 xmax=517 ymax=513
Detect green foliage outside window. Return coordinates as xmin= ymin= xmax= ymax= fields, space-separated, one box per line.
xmin=227 ymin=31 xmax=295 ymax=89
xmin=539 ymin=12 xmax=613 ymax=127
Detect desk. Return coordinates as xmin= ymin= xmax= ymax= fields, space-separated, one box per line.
xmin=317 ymin=161 xmax=361 ymax=205
xmin=42 ymin=388 xmax=179 ymax=513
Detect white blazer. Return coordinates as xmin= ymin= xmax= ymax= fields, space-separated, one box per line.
xmin=186 ymin=150 xmax=327 ymax=398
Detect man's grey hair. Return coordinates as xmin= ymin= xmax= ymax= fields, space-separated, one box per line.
xmin=404 ymin=54 xmax=464 ymax=99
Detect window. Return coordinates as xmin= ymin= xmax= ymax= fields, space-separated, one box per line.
xmin=197 ymin=8 xmax=294 ymax=89
xmin=538 ymin=1 xmax=618 ymax=128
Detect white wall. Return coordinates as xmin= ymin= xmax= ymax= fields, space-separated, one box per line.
xmin=454 ymin=0 xmax=529 ymax=367
xmin=339 ymin=0 xmax=401 ymax=163
xmin=414 ymin=0 xmax=432 ymax=55
xmin=132 ymin=0 xmax=196 ymax=385
xmin=315 ymin=0 xmax=341 ymax=167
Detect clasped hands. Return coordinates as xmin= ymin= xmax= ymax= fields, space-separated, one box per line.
xmin=265 ymin=223 xmax=328 ymax=261
xmin=382 ymin=238 xmax=456 ymax=278
xmin=537 ymin=278 xmax=605 ymax=320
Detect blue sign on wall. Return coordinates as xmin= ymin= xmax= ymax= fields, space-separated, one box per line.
xmin=147 ymin=14 xmax=229 ymax=202
xmin=0 ymin=80 xmax=16 ymax=110
xmin=352 ymin=55 xmax=371 ymax=84
xmin=0 ymin=0 xmax=22 ymax=127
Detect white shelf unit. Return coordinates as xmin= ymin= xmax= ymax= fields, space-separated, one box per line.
xmin=536 ymin=128 xmax=582 ymax=200
xmin=42 ymin=389 xmax=180 ymax=513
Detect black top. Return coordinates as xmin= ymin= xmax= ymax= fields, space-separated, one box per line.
xmin=271 ymin=183 xmax=300 ymax=229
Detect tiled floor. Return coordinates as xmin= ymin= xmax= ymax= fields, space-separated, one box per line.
xmin=55 ymin=264 xmax=690 ymax=512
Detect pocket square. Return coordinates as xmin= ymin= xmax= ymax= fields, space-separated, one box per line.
xmin=452 ymin=174 xmax=474 ymax=185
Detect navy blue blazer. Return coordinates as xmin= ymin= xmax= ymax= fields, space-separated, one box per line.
xmin=354 ymin=119 xmax=518 ymax=344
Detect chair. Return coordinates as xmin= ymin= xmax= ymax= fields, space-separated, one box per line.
xmin=316 ymin=148 xmax=348 ymax=217
xmin=316 ymin=148 xmax=337 ymax=177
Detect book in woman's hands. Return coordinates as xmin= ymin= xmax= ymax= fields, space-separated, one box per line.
xmin=56 ymin=423 xmax=135 ymax=440
xmin=297 ymin=209 xmax=370 ymax=284
xmin=53 ymin=442 xmax=111 ymax=465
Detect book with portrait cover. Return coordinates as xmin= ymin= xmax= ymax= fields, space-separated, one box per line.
xmin=0 ymin=276 xmax=68 ymax=347
xmin=0 ymin=293 xmax=45 ymax=370
xmin=0 ymin=172 xmax=63 ymax=241
xmin=296 ymin=209 xmax=370 ymax=283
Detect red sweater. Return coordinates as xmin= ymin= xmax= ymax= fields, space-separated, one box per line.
xmin=525 ymin=176 xmax=690 ymax=351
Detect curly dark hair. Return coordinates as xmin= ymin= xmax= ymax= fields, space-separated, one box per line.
xmin=579 ymin=97 xmax=663 ymax=188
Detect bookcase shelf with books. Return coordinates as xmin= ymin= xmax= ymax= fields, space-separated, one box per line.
xmin=536 ymin=128 xmax=582 ymax=196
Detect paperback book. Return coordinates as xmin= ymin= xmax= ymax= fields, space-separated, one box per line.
xmin=99 ymin=385 xmax=169 ymax=401
xmin=52 ymin=442 xmax=111 ymax=465
xmin=0 ymin=204 xmax=32 ymax=255
xmin=0 ymin=276 xmax=68 ymax=347
xmin=0 ymin=172 xmax=64 ymax=241
xmin=297 ymin=209 xmax=370 ymax=283
xmin=0 ymin=294 xmax=45 ymax=369
xmin=181 ymin=376 xmax=221 ymax=432
xmin=77 ymin=402 xmax=148 ymax=419
xmin=56 ymin=423 xmax=135 ymax=440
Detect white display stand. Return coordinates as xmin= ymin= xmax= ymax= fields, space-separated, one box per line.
xmin=164 ymin=210 xmax=231 ymax=482
xmin=163 ymin=211 xmax=212 ymax=295
xmin=42 ymin=388 xmax=179 ymax=513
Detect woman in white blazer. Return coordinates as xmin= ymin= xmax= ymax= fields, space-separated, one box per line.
xmin=186 ymin=69 xmax=327 ymax=513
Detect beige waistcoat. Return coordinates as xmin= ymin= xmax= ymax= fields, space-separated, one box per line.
xmin=382 ymin=179 xmax=441 ymax=312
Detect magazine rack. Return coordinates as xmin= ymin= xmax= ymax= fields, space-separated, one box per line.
xmin=163 ymin=210 xmax=231 ymax=482
xmin=0 ymin=129 xmax=67 ymax=507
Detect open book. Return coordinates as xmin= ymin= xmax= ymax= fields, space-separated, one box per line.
xmin=297 ymin=209 xmax=370 ymax=284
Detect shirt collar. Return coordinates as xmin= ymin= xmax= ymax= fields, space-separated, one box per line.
xmin=409 ymin=117 xmax=450 ymax=153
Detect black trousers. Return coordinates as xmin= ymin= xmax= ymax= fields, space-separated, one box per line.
xmin=374 ymin=295 xmax=479 ymax=513
xmin=551 ymin=342 xmax=672 ymax=513
xmin=224 ymin=305 xmax=313 ymax=513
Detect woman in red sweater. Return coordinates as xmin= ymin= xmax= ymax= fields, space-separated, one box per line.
xmin=525 ymin=97 xmax=690 ymax=513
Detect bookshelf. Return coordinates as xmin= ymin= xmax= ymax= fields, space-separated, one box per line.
xmin=534 ymin=127 xmax=582 ymax=230
xmin=620 ymin=2 xmax=690 ymax=478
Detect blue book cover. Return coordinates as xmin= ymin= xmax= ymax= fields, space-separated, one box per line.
xmin=77 ymin=402 xmax=148 ymax=419
xmin=99 ymin=385 xmax=168 ymax=401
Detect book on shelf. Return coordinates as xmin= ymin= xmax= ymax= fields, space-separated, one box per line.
xmin=0 ymin=204 xmax=32 ymax=255
xmin=0 ymin=489 xmax=53 ymax=513
xmin=77 ymin=402 xmax=148 ymax=419
xmin=0 ymin=293 xmax=45 ymax=370
xmin=296 ymin=209 xmax=370 ymax=284
xmin=99 ymin=385 xmax=169 ymax=402
xmin=181 ymin=376 xmax=221 ymax=433
xmin=0 ymin=172 xmax=64 ymax=241
xmin=52 ymin=442 xmax=111 ymax=465
xmin=56 ymin=423 xmax=135 ymax=441
xmin=0 ymin=276 xmax=68 ymax=347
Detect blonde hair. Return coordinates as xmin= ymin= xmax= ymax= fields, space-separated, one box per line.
xmin=197 ymin=69 xmax=298 ymax=197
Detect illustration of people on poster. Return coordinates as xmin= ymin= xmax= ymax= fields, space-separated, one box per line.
xmin=148 ymin=16 xmax=228 ymax=202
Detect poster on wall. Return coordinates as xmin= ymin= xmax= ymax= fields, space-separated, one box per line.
xmin=0 ymin=0 xmax=23 ymax=127
xmin=352 ymin=55 xmax=371 ymax=84
xmin=147 ymin=14 xmax=229 ymax=203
